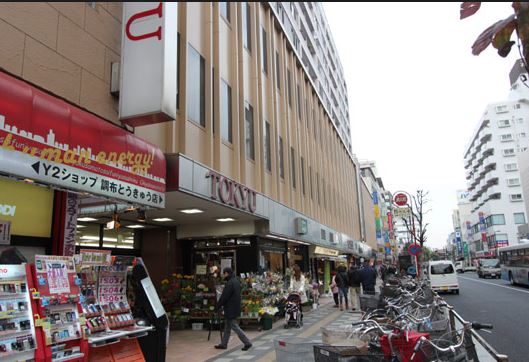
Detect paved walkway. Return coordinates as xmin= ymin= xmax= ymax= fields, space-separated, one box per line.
xmin=207 ymin=299 xmax=362 ymax=362
xmin=166 ymin=295 xmax=360 ymax=362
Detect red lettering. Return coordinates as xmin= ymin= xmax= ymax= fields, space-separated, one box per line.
xmin=126 ymin=3 xmax=163 ymax=42
xmin=219 ymin=178 xmax=231 ymax=204
xmin=206 ymin=171 xmax=220 ymax=200
xmin=248 ymin=190 xmax=257 ymax=213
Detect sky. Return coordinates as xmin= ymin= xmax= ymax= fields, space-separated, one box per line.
xmin=322 ymin=2 xmax=520 ymax=249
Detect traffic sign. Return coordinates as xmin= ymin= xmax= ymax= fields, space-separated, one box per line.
xmin=408 ymin=244 xmax=422 ymax=256
xmin=393 ymin=193 xmax=408 ymax=207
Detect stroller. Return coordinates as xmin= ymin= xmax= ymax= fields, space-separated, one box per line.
xmin=284 ymin=292 xmax=303 ymax=329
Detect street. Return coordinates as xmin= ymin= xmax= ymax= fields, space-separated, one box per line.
xmin=443 ymin=272 xmax=529 ymax=362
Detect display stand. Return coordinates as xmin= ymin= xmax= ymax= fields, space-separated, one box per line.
xmin=31 ymin=255 xmax=86 ymax=362
xmin=0 ymin=264 xmax=39 ymax=362
xmin=75 ymin=253 xmax=160 ymax=362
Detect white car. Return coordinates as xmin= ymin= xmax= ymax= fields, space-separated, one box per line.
xmin=455 ymin=261 xmax=464 ymax=273
xmin=428 ymin=260 xmax=460 ymax=294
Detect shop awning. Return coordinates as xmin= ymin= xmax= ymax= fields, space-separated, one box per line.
xmin=0 ymin=71 xmax=166 ymax=208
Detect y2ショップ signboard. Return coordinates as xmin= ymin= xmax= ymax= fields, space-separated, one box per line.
xmin=0 ymin=71 xmax=166 ymax=208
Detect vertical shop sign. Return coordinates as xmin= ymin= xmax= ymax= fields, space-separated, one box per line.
xmin=478 ymin=212 xmax=488 ymax=252
xmin=0 ymin=220 xmax=10 ymax=245
xmin=373 ymin=191 xmax=382 ymax=240
xmin=63 ymin=193 xmax=79 ymax=256
xmin=120 ymin=3 xmax=178 ymax=126
xmin=455 ymin=231 xmax=462 ymax=254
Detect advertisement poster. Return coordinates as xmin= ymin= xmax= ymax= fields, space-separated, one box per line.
xmin=80 ymin=249 xmax=112 ymax=266
xmin=34 ymin=255 xmax=76 ymax=297
xmin=98 ymin=267 xmax=127 ymax=303
xmin=47 ymin=260 xmax=71 ymax=294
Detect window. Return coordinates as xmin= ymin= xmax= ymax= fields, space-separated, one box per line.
xmin=519 ymin=132 xmax=527 ymax=138
xmin=316 ymin=172 xmax=320 ymax=204
xmin=515 ymin=103 xmax=521 ymax=109
xmin=309 ymin=166 xmax=313 ymax=200
xmin=264 ymin=121 xmax=271 ymax=172
xmin=498 ymin=119 xmax=510 ymax=127
xmin=505 ymin=162 xmax=518 ymax=171
xmin=301 ymin=157 xmax=305 ymax=195
xmin=297 ymin=84 xmax=302 ymax=119
xmin=514 ymin=212 xmax=526 ymax=224
xmin=278 ymin=136 xmax=284 ymax=178
xmin=275 ymin=51 xmax=280 ymax=89
xmin=220 ymin=2 xmax=230 ymax=22
xmin=500 ymin=133 xmax=513 ymax=142
xmin=245 ymin=102 xmax=254 ymax=160
xmin=507 ymin=178 xmax=520 ymax=186
xmin=510 ymin=193 xmax=523 ymax=201
xmin=261 ymin=27 xmax=267 ymax=74
xmin=290 ymin=147 xmax=296 ymax=188
xmin=242 ymin=2 xmax=251 ymax=51
xmin=502 ymin=148 xmax=515 ymax=156
xmin=321 ymin=229 xmax=326 ymax=240
xmin=187 ymin=45 xmax=205 ymax=127
xmin=329 ymin=232 xmax=334 ymax=243
xmin=430 ymin=263 xmax=454 ymax=275
xmin=491 ymin=214 xmax=505 ymax=225
xmin=220 ymin=80 xmax=232 ymax=143
xmin=495 ymin=105 xmax=508 ymax=113
xmin=517 ymin=117 xmax=524 ymax=124
xmin=287 ymin=69 xmax=292 ymax=108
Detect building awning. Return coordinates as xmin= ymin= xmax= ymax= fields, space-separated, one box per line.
xmin=0 ymin=71 xmax=166 ymax=208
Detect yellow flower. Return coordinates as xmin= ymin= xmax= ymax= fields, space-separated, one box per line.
xmin=161 ymin=279 xmax=169 ymax=285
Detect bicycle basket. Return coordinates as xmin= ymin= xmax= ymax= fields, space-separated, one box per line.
xmin=320 ymin=326 xmax=370 ymax=347
xmin=417 ymin=330 xmax=467 ymax=362
xmin=313 ymin=344 xmax=386 ymax=362
xmin=359 ymin=293 xmax=382 ymax=311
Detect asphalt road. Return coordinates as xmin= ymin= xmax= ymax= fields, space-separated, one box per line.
xmin=443 ymin=272 xmax=529 ymax=362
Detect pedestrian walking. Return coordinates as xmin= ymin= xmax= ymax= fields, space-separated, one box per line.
xmin=330 ymin=271 xmax=339 ymax=308
xmin=335 ymin=264 xmax=349 ymax=311
xmin=347 ymin=261 xmax=361 ymax=311
xmin=214 ymin=267 xmax=252 ymax=351
xmin=359 ymin=260 xmax=377 ymax=294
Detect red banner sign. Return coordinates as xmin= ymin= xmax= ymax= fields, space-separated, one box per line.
xmin=0 ymin=71 xmax=166 ymax=207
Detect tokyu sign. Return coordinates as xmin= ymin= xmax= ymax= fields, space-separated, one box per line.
xmin=120 ymin=2 xmax=178 ymax=127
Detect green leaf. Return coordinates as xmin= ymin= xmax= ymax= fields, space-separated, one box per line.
xmin=491 ymin=19 xmax=516 ymax=50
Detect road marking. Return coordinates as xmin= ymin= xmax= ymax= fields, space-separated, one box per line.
xmin=458 ymin=276 xmax=529 ymax=295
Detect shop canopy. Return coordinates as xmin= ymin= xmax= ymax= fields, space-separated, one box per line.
xmin=0 ymin=71 xmax=166 ymax=208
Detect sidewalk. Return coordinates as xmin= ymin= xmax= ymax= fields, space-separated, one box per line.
xmin=166 ymin=295 xmax=353 ymax=362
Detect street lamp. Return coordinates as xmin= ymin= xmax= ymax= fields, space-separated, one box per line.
xmin=391 ymin=190 xmax=421 ymax=278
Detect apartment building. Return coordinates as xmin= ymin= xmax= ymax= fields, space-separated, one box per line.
xmin=464 ymin=98 xmax=529 ymax=254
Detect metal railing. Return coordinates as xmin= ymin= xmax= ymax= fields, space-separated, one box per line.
xmin=448 ymin=308 xmax=508 ymax=362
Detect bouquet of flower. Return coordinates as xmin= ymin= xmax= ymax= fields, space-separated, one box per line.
xmin=258 ymin=306 xmax=279 ymax=318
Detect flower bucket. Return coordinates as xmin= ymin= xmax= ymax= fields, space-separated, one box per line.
xmin=262 ymin=316 xmax=273 ymax=330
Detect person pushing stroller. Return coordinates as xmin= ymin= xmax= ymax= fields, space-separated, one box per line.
xmin=284 ymin=264 xmax=306 ymax=328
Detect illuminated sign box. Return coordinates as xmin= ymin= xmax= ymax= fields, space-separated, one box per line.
xmin=0 ymin=178 xmax=53 ymax=238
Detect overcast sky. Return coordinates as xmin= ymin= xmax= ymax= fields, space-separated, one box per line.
xmin=323 ymin=2 xmax=520 ymax=249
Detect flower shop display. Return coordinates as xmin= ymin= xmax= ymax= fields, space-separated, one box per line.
xmin=159 ymin=271 xmax=288 ymax=330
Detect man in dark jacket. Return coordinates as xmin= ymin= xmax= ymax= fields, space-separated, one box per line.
xmin=335 ymin=264 xmax=349 ymax=311
xmin=214 ymin=268 xmax=252 ymax=351
xmin=359 ymin=260 xmax=377 ymax=294
xmin=347 ymin=261 xmax=361 ymax=311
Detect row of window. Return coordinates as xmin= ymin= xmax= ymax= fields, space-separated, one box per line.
xmin=470 ymin=212 xmax=526 ymax=234
xmin=500 ymin=249 xmax=529 ymax=268
xmin=495 ymin=103 xmax=521 ymax=114
xmin=498 ymin=118 xmax=524 ymax=128
xmin=187 ymin=3 xmax=353 ymax=223
xmin=500 ymin=132 xmax=526 ymax=142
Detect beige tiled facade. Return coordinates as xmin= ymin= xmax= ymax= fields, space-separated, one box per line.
xmin=0 ymin=2 xmax=365 ymax=245
xmin=0 ymin=2 xmax=120 ymax=123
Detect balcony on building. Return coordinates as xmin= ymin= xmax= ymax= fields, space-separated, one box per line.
xmin=487 ymin=186 xmax=501 ymax=200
